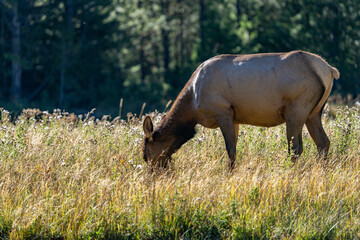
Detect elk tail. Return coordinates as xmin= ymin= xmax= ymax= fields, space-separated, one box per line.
xmin=308 ymin=59 xmax=339 ymax=118
xmin=330 ymin=66 xmax=340 ymax=80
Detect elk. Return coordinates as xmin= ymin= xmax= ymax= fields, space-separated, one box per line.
xmin=142 ymin=50 xmax=339 ymax=169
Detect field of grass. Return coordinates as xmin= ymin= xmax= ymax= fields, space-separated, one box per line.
xmin=0 ymin=106 xmax=359 ymax=239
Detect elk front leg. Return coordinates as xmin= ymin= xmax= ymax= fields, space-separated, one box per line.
xmin=285 ymin=118 xmax=305 ymax=162
xmin=217 ymin=113 xmax=237 ymax=170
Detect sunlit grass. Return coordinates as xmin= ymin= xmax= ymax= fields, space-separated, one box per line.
xmin=0 ymin=106 xmax=359 ymax=239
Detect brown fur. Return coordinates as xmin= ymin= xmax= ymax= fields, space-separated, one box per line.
xmin=143 ymin=50 xmax=339 ymax=169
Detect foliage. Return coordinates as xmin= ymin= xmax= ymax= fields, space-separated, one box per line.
xmin=0 ymin=106 xmax=360 ymax=239
xmin=0 ymin=0 xmax=359 ymax=115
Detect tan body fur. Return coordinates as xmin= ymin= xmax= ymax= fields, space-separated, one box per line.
xmin=143 ymin=50 xmax=339 ymax=169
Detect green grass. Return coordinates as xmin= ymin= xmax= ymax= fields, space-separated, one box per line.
xmin=0 ymin=106 xmax=359 ymax=239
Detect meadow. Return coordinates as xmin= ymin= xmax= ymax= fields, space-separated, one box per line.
xmin=0 ymin=106 xmax=359 ymax=239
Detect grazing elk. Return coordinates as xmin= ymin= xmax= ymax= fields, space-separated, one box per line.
xmin=142 ymin=50 xmax=339 ymax=169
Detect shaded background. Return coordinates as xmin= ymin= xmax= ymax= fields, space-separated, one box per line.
xmin=0 ymin=0 xmax=359 ymax=117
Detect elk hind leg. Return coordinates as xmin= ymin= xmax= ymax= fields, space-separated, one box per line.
xmin=305 ymin=112 xmax=330 ymax=158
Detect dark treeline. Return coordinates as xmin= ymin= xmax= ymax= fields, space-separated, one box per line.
xmin=0 ymin=0 xmax=359 ymax=116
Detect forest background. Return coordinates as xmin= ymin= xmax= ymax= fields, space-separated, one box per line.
xmin=1 ymin=0 xmax=359 ymax=117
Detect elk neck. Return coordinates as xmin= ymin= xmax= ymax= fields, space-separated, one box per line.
xmin=152 ymin=87 xmax=197 ymax=154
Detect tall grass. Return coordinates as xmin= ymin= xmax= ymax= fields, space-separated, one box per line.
xmin=0 ymin=106 xmax=359 ymax=239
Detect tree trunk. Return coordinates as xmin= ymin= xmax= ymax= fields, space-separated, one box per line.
xmin=331 ymin=3 xmax=340 ymax=91
xmin=66 ymin=0 xmax=74 ymax=36
xmin=138 ymin=0 xmax=146 ymax=83
xmin=60 ymin=39 xmax=66 ymax=107
xmin=139 ymin=37 xmax=146 ymax=83
xmin=199 ymin=0 xmax=205 ymax=59
xmin=175 ymin=0 xmax=184 ymax=69
xmin=81 ymin=0 xmax=88 ymax=43
xmin=1 ymin=4 xmax=5 ymax=91
xmin=11 ymin=0 xmax=22 ymax=102
xmin=179 ymin=2 xmax=184 ymax=68
xmin=236 ymin=0 xmax=241 ymax=26
xmin=161 ymin=0 xmax=170 ymax=82
xmin=59 ymin=0 xmax=74 ymax=107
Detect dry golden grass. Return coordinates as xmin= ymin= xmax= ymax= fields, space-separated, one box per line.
xmin=0 ymin=106 xmax=359 ymax=239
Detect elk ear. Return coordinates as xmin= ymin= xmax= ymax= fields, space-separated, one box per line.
xmin=143 ymin=116 xmax=153 ymax=138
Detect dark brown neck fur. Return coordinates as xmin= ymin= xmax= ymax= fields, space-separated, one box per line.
xmin=153 ymin=87 xmax=197 ymax=155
